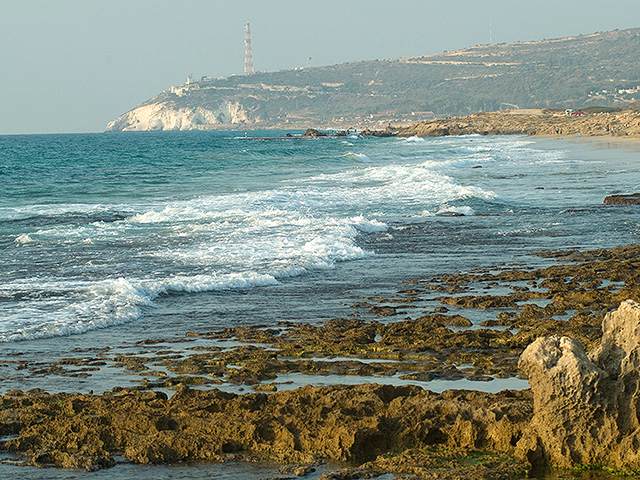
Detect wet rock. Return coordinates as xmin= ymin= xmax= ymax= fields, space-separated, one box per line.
xmin=359 ymin=129 xmax=396 ymax=137
xmin=318 ymin=467 xmax=384 ymax=479
xmin=279 ymin=462 xmax=317 ymax=476
xmin=365 ymin=305 xmax=397 ymax=317
xmin=252 ymin=383 xmax=278 ymax=392
xmin=362 ymin=448 xmax=528 ymax=480
xmin=518 ymin=299 xmax=640 ymax=469
xmin=26 ymin=450 xmax=115 ymax=471
xmin=1 ymin=384 xmax=533 ymax=472
xmin=603 ymin=193 xmax=640 ymax=205
xmin=302 ymin=128 xmax=327 ymax=137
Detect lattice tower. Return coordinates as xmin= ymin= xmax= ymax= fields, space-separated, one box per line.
xmin=244 ymin=22 xmax=254 ymax=75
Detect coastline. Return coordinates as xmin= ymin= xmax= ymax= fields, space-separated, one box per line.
xmin=385 ymin=108 xmax=640 ymax=139
xmin=548 ymin=133 xmax=640 ymax=151
xmin=5 ymin=243 xmax=640 ymax=478
xmin=3 ymin=131 xmax=640 ymax=479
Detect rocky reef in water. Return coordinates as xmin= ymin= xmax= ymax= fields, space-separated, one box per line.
xmin=4 ymin=303 xmax=640 ymax=478
xmin=603 ymin=193 xmax=640 ymax=205
xmin=6 ymin=247 xmax=640 ymax=477
xmin=0 ymin=384 xmax=532 ymax=477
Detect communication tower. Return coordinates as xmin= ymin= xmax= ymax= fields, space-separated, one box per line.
xmin=244 ymin=22 xmax=254 ymax=75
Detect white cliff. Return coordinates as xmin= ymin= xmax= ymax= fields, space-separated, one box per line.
xmin=106 ymin=101 xmax=249 ymax=131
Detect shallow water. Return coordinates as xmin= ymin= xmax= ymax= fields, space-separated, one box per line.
xmin=0 ymin=457 xmax=342 ymax=480
xmin=2 ymin=132 xmax=640 ymax=478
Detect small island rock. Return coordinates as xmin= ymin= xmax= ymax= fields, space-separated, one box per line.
xmin=603 ymin=193 xmax=640 ymax=205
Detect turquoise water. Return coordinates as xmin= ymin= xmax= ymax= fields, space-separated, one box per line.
xmin=1 ymin=132 xmax=640 ymax=345
xmin=2 ymin=131 xmax=640 ymax=478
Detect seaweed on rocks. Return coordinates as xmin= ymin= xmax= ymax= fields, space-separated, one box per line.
xmin=0 ymin=384 xmax=533 ymax=476
xmin=6 ymin=244 xmax=640 ymax=476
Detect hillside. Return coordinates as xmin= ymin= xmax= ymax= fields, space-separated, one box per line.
xmin=107 ymin=27 xmax=640 ymax=131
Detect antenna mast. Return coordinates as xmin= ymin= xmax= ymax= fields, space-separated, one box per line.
xmin=244 ymin=22 xmax=254 ymax=75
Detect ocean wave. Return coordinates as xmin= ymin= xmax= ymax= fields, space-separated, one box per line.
xmin=0 ymin=207 xmax=385 ymax=342
xmin=14 ymin=233 xmax=34 ymax=246
xmin=0 ymin=205 xmax=130 ymax=225
xmin=2 ymin=133 xmax=571 ymax=343
xmin=302 ymin=161 xmax=496 ymax=216
xmin=343 ymin=152 xmax=373 ymax=163
xmin=0 ymin=271 xmax=285 ymax=342
xmin=401 ymin=136 xmax=427 ymax=143
xmin=437 ymin=205 xmax=476 ymax=216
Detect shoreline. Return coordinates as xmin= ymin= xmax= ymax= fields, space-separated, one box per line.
xmin=546 ymin=133 xmax=640 ymax=150
xmin=3 ymin=133 xmax=640 ymax=478
xmin=4 ymin=243 xmax=640 ymax=477
xmin=362 ymin=108 xmax=640 ymax=140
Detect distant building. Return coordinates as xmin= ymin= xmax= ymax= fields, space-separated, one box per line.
xmin=411 ymin=111 xmax=435 ymax=118
xmin=370 ymin=109 xmax=397 ymax=118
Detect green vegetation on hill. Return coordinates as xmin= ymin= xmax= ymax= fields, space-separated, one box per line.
xmin=116 ymin=27 xmax=640 ymax=128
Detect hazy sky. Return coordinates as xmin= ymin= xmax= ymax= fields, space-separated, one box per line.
xmin=2 ymin=0 xmax=640 ymax=134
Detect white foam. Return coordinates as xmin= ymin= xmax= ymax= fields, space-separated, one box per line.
xmin=354 ymin=153 xmax=372 ymax=163
xmin=437 ymin=205 xmax=476 ymax=216
xmin=14 ymin=233 xmax=34 ymax=245
xmin=3 ymin=134 xmax=571 ymax=343
xmin=344 ymin=152 xmax=373 ymax=163
xmin=349 ymin=216 xmax=388 ymax=233
xmin=0 ymin=271 xmax=286 ymax=342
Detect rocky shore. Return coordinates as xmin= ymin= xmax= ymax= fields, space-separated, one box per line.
xmin=386 ymin=108 xmax=640 ymax=138
xmin=5 ymin=244 xmax=640 ymax=477
xmin=0 ymin=384 xmax=532 ymax=478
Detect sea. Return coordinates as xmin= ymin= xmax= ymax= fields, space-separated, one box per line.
xmin=1 ymin=130 xmax=640 ymax=479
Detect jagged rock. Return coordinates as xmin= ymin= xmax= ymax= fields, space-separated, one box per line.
xmin=359 ymin=129 xmax=396 ymax=137
xmin=603 ymin=193 xmax=640 ymax=205
xmin=518 ymin=299 xmax=640 ymax=469
xmin=1 ymin=383 xmax=533 ymax=472
xmin=302 ymin=128 xmax=327 ymax=137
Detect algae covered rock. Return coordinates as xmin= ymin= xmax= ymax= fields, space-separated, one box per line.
xmin=603 ymin=193 xmax=640 ymax=205
xmin=0 ymin=383 xmax=533 ymax=474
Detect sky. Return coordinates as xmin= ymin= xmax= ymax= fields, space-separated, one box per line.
xmin=1 ymin=0 xmax=640 ymax=135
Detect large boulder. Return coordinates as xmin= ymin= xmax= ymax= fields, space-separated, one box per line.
xmin=518 ymin=300 xmax=640 ymax=469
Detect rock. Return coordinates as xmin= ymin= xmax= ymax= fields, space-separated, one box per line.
xmin=279 ymin=463 xmax=317 ymax=476
xmin=518 ymin=300 xmax=640 ymax=470
xmin=1 ymin=383 xmax=533 ymax=472
xmin=302 ymin=128 xmax=327 ymax=137
xmin=603 ymin=193 xmax=640 ymax=205
xmin=365 ymin=305 xmax=397 ymax=317
xmin=395 ymin=110 xmax=640 ymax=139
xmin=359 ymin=129 xmax=396 ymax=137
